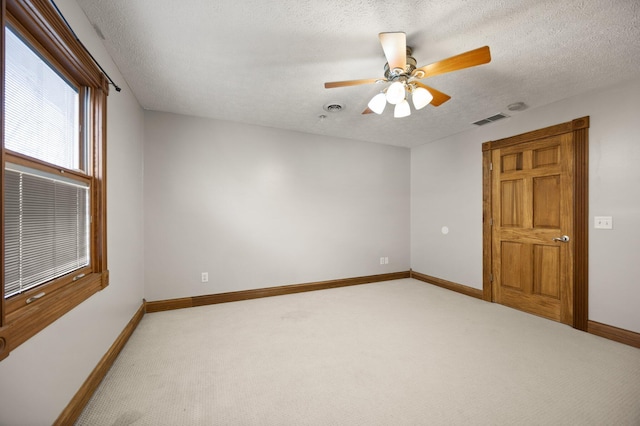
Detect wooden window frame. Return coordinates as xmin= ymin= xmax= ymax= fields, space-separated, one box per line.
xmin=0 ymin=0 xmax=109 ymax=361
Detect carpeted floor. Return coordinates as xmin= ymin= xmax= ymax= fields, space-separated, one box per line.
xmin=77 ymin=279 xmax=640 ymax=425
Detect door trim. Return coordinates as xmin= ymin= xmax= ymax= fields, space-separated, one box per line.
xmin=482 ymin=117 xmax=589 ymax=330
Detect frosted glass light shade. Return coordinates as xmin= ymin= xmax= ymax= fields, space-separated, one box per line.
xmin=394 ymin=99 xmax=411 ymax=118
xmin=386 ymin=81 xmax=405 ymax=105
xmin=367 ymin=93 xmax=387 ymax=114
xmin=412 ymin=87 xmax=433 ymax=110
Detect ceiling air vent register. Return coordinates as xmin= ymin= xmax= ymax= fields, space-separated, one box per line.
xmin=472 ymin=112 xmax=509 ymax=126
xmin=323 ymin=102 xmax=344 ymax=113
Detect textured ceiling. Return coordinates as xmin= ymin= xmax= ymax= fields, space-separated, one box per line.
xmin=75 ymin=0 xmax=640 ymax=148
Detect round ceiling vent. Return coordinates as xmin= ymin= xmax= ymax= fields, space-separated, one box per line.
xmin=323 ymin=102 xmax=344 ymax=113
xmin=507 ymin=102 xmax=528 ymax=111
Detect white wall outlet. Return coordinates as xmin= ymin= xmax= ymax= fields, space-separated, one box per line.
xmin=380 ymin=257 xmax=384 ymax=265
xmin=201 ymin=272 xmax=209 ymax=282
xmin=594 ymin=216 xmax=613 ymax=230
xmin=380 ymin=257 xmax=389 ymax=265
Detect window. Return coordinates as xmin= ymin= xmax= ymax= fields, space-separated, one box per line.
xmin=5 ymin=25 xmax=82 ymax=170
xmin=0 ymin=0 xmax=109 ymax=361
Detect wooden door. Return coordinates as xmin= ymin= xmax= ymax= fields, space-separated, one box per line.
xmin=482 ymin=117 xmax=589 ymax=329
xmin=491 ymin=134 xmax=574 ymax=324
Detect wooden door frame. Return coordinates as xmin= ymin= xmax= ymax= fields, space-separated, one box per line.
xmin=482 ymin=117 xmax=589 ymax=330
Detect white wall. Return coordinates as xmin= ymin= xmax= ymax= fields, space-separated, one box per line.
xmin=411 ymin=77 xmax=640 ymax=334
xmin=0 ymin=0 xmax=146 ymax=424
xmin=144 ymin=112 xmax=410 ymax=301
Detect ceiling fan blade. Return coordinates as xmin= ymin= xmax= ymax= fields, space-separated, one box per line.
xmin=412 ymin=46 xmax=491 ymax=79
xmin=324 ymin=78 xmax=381 ymax=89
xmin=379 ymin=32 xmax=407 ymax=71
xmin=362 ymin=107 xmax=374 ymax=114
xmin=413 ymin=81 xmax=451 ymax=106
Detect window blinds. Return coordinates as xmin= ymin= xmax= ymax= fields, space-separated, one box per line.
xmin=4 ymin=166 xmax=90 ymax=298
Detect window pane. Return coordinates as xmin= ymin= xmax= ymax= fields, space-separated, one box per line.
xmin=4 ymin=166 xmax=90 ymax=298
xmin=4 ymin=26 xmax=80 ymax=170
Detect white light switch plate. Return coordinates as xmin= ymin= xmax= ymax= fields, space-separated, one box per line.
xmin=594 ymin=216 xmax=613 ymax=229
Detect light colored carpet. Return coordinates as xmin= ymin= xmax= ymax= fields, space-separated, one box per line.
xmin=77 ymin=279 xmax=640 ymax=425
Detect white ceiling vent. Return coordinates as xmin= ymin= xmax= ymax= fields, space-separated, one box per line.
xmin=323 ymin=102 xmax=345 ymax=113
xmin=472 ymin=112 xmax=509 ymax=126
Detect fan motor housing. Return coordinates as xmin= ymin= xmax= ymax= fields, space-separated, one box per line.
xmin=384 ymin=47 xmax=417 ymax=80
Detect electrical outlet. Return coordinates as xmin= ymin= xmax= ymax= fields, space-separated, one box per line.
xmin=201 ymin=272 xmax=209 ymax=283
xmin=380 ymin=257 xmax=389 ymax=265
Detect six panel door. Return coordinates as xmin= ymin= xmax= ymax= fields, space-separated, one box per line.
xmin=491 ymin=134 xmax=574 ymax=324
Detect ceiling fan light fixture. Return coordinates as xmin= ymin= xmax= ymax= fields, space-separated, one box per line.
xmin=412 ymin=86 xmax=433 ymax=110
xmin=394 ymin=99 xmax=411 ymax=118
xmin=368 ymin=92 xmax=387 ymax=114
xmin=323 ymin=33 xmax=491 ymax=119
xmin=386 ymin=81 xmax=406 ymax=105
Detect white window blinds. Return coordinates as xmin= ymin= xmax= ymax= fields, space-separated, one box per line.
xmin=4 ymin=165 xmax=90 ymax=298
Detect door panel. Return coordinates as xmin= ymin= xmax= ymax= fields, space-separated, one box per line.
xmin=491 ymin=134 xmax=574 ymax=324
xmin=532 ymin=145 xmax=559 ymax=168
xmin=501 ymin=241 xmax=528 ymax=290
xmin=501 ymin=180 xmax=524 ymax=227
xmin=533 ymin=175 xmax=560 ymax=228
xmin=533 ymin=244 xmax=560 ymax=298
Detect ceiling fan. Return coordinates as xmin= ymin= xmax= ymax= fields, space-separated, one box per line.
xmin=324 ymin=32 xmax=491 ymax=117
